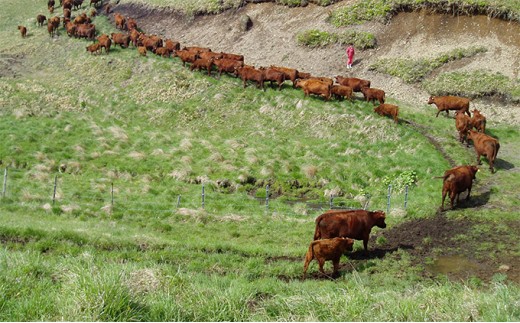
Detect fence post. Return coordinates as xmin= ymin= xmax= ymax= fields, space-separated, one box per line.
xmin=2 ymin=168 xmax=7 ymax=198
xmin=386 ymin=184 xmax=392 ymax=214
xmin=52 ymin=175 xmax=58 ymax=205
xmin=202 ymin=184 xmax=205 ymax=209
xmin=363 ymin=193 xmax=371 ymax=210
xmin=176 ymin=195 xmax=181 ymax=208
xmin=404 ymin=185 xmax=409 ymax=209
xmin=265 ymin=184 xmax=270 ymax=212
xmin=111 ymin=182 xmax=114 ymax=206
xmin=329 ymin=194 xmax=333 ymax=209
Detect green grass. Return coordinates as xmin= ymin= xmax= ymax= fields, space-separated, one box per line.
xmin=369 ymin=46 xmax=487 ymax=83
xmin=296 ymin=29 xmax=377 ymax=49
xmin=1 ymin=0 xmax=520 ymax=320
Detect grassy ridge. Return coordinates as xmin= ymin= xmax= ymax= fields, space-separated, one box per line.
xmin=1 ymin=0 xmax=520 ymax=320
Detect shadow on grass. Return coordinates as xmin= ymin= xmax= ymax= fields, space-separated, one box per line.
xmin=495 ymin=158 xmax=515 ymax=171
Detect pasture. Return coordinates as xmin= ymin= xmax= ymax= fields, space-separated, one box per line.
xmin=1 ymin=0 xmax=520 ymax=320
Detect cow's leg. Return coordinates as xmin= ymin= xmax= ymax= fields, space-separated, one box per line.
xmin=436 ymin=110 xmax=441 ymax=117
xmin=317 ymin=259 xmax=326 ymax=276
xmin=332 ymin=258 xmax=340 ymax=277
xmin=363 ymin=237 xmax=369 ymax=252
xmin=450 ymin=191 xmax=457 ymax=209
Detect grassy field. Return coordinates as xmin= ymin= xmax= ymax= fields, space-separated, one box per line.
xmin=1 ymin=0 xmax=520 ymax=320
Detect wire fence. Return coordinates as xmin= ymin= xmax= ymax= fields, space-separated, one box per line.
xmin=1 ymin=167 xmax=412 ymax=216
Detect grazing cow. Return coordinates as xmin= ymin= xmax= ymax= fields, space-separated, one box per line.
xmin=236 ymin=65 xmax=265 ymax=90
xmin=190 ymin=57 xmax=214 ymax=75
xmin=295 ymin=78 xmax=331 ymax=100
xmin=129 ymin=29 xmax=141 ymax=47
xmin=174 ymin=49 xmax=198 ymax=66
xmin=296 ymin=71 xmax=312 ymax=80
xmin=331 ymin=84 xmax=353 ymax=101
xmin=63 ymin=8 xmax=71 ymax=21
xmin=471 ymin=109 xmax=486 ymax=133
xmin=428 ymin=95 xmax=471 ymax=118
xmin=198 ymin=51 xmax=223 ymax=60
xmin=374 ymin=103 xmax=399 ymax=124
xmin=151 ymin=47 xmax=168 ymax=58
xmin=467 ymin=130 xmax=500 ymax=173
xmin=73 ymin=13 xmax=89 ymax=25
xmin=440 ymin=165 xmax=479 ymax=210
xmin=72 ymin=0 xmax=84 ymax=10
xmin=183 ymin=46 xmax=211 ymax=54
xmin=335 ymin=76 xmax=371 ymax=92
xmin=86 ymin=42 xmax=101 ymax=54
xmin=62 ymin=0 xmax=72 ymax=10
xmin=455 ymin=110 xmax=472 ymax=146
xmin=137 ymin=46 xmax=146 ymax=56
xmin=64 ymin=21 xmax=76 ymax=36
xmin=212 ymin=58 xmax=243 ymax=78
xmin=97 ymin=34 xmax=111 ymax=54
xmin=36 ymin=14 xmax=47 ymax=27
xmin=302 ymin=237 xmax=354 ymax=279
xmin=361 ymin=86 xmax=385 ymax=104
xmin=114 ymin=13 xmax=126 ymax=30
xmin=47 ymin=21 xmax=57 ymax=37
xmin=164 ymin=39 xmax=180 ymax=52
xmin=270 ymin=65 xmax=299 ymax=87
xmin=111 ymin=32 xmax=130 ymax=48
xmin=126 ymin=17 xmax=137 ymax=31
xmin=313 ymin=209 xmax=387 ymax=252
xmin=17 ymin=26 xmax=27 ymax=38
xmin=260 ymin=67 xmax=286 ymax=90
xmin=139 ymin=34 xmax=162 ymax=52
xmin=220 ymin=52 xmax=244 ymax=61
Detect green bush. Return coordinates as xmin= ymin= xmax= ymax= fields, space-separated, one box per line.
xmin=297 ymin=29 xmax=376 ymax=49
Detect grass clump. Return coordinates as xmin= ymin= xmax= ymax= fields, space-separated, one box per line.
xmin=423 ymin=70 xmax=520 ymax=102
xmin=369 ymin=46 xmax=487 ymax=83
xmin=297 ymin=29 xmax=376 ymax=49
xmin=329 ymin=0 xmax=393 ymax=26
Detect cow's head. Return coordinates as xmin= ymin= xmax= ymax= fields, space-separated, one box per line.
xmin=338 ymin=237 xmax=355 ymax=252
xmin=427 ymin=96 xmax=435 ymax=104
xmin=469 ymin=165 xmax=479 ymax=179
xmin=370 ymin=211 xmax=387 ymax=228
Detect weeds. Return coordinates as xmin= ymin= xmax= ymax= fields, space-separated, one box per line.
xmin=296 ymin=29 xmax=376 ymax=49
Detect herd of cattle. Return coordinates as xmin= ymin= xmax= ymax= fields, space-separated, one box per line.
xmin=19 ymin=0 xmax=502 ymax=278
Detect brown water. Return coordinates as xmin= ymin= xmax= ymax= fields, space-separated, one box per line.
xmin=426 ymin=255 xmax=481 ymax=276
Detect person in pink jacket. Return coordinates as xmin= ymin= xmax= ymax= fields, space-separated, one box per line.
xmin=346 ymin=43 xmax=355 ymax=68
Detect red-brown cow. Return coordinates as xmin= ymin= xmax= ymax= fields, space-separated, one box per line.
xmin=137 ymin=46 xmax=146 ymax=56
xmin=441 ymin=165 xmax=479 ymax=210
xmin=314 ymin=209 xmax=387 ymax=252
xmin=236 ymin=65 xmax=265 ymax=90
xmin=114 ymin=13 xmax=126 ymax=30
xmin=331 ymin=84 xmax=353 ymax=101
xmin=335 ymin=76 xmax=371 ymax=92
xmin=183 ymin=46 xmax=211 ymax=55
xmin=154 ymin=47 xmax=170 ymax=58
xmin=260 ymin=67 xmax=286 ymax=91
xmin=164 ymin=39 xmax=180 ymax=52
xmin=174 ymin=49 xmax=198 ymax=66
xmin=75 ymin=23 xmax=95 ymax=40
xmin=64 ymin=21 xmax=75 ymax=36
xmin=220 ymin=52 xmax=244 ymax=61
xmin=198 ymin=51 xmax=223 ymax=60
xmin=428 ymin=95 xmax=471 ymax=118
xmin=295 ymin=79 xmax=331 ymax=100
xmin=361 ymin=86 xmax=385 ymax=104
xmin=190 ymin=57 xmax=214 ymax=75
xmin=129 ymin=29 xmax=141 ymax=47
xmin=36 ymin=14 xmax=47 ymax=27
xmin=270 ymin=66 xmax=299 ymax=87
xmin=467 ymin=130 xmax=500 ymax=173
xmin=374 ymin=103 xmax=399 ymax=124
xmin=111 ymin=33 xmax=130 ymax=48
xmin=86 ymin=42 xmax=101 ymax=54
xmin=97 ymin=34 xmax=111 ymax=54
xmin=455 ymin=110 xmax=472 ymax=146
xmin=17 ymin=26 xmax=27 ymax=38
xmin=471 ymin=108 xmax=486 ymax=133
xmin=302 ymin=237 xmax=354 ymax=279
xmin=212 ymin=58 xmax=243 ymax=78
xmin=126 ymin=17 xmax=138 ymax=31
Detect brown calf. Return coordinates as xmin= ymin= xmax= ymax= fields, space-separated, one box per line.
xmin=361 ymin=86 xmax=385 ymax=104
xmin=467 ymin=130 xmax=500 ymax=173
xmin=374 ymin=103 xmax=399 ymax=124
xmin=441 ymin=165 xmax=479 ymax=210
xmin=302 ymin=237 xmax=354 ymax=279
xmin=428 ymin=95 xmax=471 ymax=118
xmin=17 ymin=26 xmax=27 ymax=38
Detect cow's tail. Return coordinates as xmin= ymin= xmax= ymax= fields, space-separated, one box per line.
xmin=302 ymin=241 xmax=316 ymax=279
xmin=313 ymin=214 xmax=324 ymax=240
xmin=494 ymin=142 xmax=500 ymax=161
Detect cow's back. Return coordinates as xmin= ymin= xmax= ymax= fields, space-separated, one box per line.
xmin=314 ymin=210 xmax=368 ymax=240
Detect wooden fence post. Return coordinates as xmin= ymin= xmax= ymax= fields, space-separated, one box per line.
xmin=52 ymin=175 xmax=58 ymax=205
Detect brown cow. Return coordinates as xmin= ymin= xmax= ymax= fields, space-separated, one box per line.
xmin=111 ymin=33 xmax=130 ymax=48
xmin=302 ymin=237 xmax=354 ymax=279
xmin=270 ymin=66 xmax=299 ymax=87
xmin=428 ymin=95 xmax=471 ymax=118
xmin=174 ymin=49 xmax=198 ymax=66
xmin=295 ymin=78 xmax=331 ymax=100
xmin=72 ymin=0 xmax=83 ymax=10
xmin=455 ymin=110 xmax=472 ymax=146
xmin=212 ymin=58 xmax=243 ymax=78
xmin=441 ymin=165 xmax=479 ymax=210
xmin=62 ymin=0 xmax=72 ymax=10
xmin=190 ymin=58 xmax=214 ymax=75
xmin=126 ymin=17 xmax=138 ymax=31
xmin=64 ymin=21 xmax=75 ymax=36
xmin=236 ymin=65 xmax=265 ymax=90
xmin=75 ymin=23 xmax=95 ymax=40
xmin=47 ymin=21 xmax=57 ymax=37
xmin=86 ymin=42 xmax=101 ymax=54
xmin=260 ymin=67 xmax=286 ymax=91
xmin=63 ymin=8 xmax=71 ymax=21
xmin=154 ymin=47 xmax=170 ymax=58
xmin=374 ymin=103 xmax=399 ymax=124
xmin=361 ymin=86 xmax=385 ymax=104
xmin=220 ymin=52 xmax=244 ymax=61
xmin=331 ymin=84 xmax=353 ymax=101
xmin=471 ymin=109 xmax=486 ymax=133
xmin=129 ymin=29 xmax=141 ymax=47
xmin=467 ymin=130 xmax=500 ymax=173
xmin=137 ymin=46 xmax=146 ymax=56
xmin=36 ymin=14 xmax=47 ymax=27
xmin=198 ymin=51 xmax=223 ymax=60
xmin=97 ymin=34 xmax=111 ymax=54
xmin=73 ymin=12 xmax=88 ymax=24
xmin=164 ymin=39 xmax=180 ymax=52
xmin=335 ymin=76 xmax=371 ymax=92
xmin=313 ymin=209 xmax=387 ymax=252
xmin=183 ymin=46 xmax=211 ymax=54
xmin=114 ymin=13 xmax=126 ymax=30
xmin=17 ymin=26 xmax=27 ymax=38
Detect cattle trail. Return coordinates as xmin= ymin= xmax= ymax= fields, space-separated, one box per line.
xmin=403 ymin=120 xmax=458 ymax=167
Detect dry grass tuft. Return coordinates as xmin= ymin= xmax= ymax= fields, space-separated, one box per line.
xmin=128 ymin=151 xmax=145 ymax=160
xmin=108 ymin=126 xmax=129 ymax=142
xmin=302 ymin=165 xmax=319 ymax=179
xmin=60 ymin=204 xmax=81 ymax=213
xmin=126 ymin=269 xmax=162 ymax=296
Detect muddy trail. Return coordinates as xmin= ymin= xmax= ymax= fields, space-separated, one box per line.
xmin=104 ymin=1 xmax=520 ymax=284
